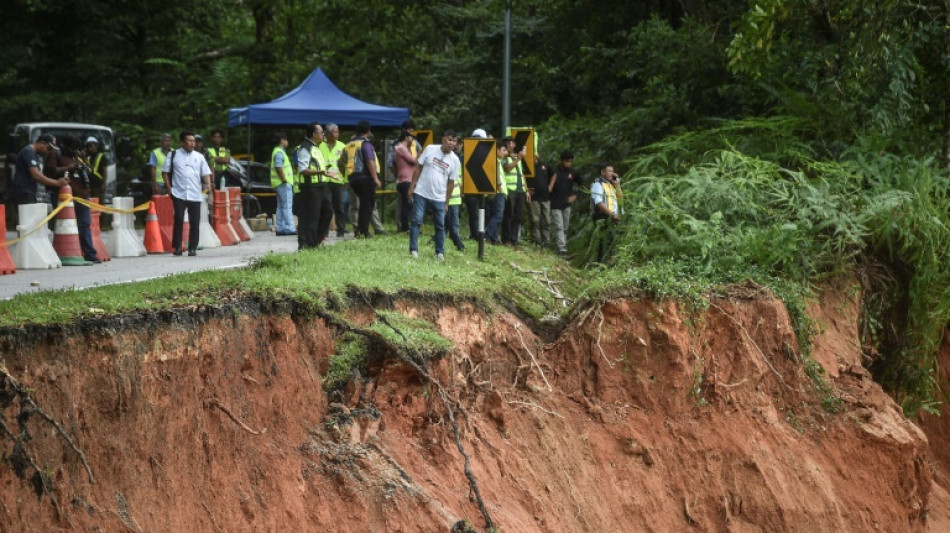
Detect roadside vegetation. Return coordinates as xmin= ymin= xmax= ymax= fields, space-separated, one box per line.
xmin=581 ymin=117 xmax=950 ymax=416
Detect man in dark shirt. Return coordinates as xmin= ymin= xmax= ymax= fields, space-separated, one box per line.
xmin=549 ymin=150 xmax=582 ymax=256
xmin=528 ymin=154 xmax=553 ymax=246
xmin=347 ymin=120 xmax=381 ymax=238
xmin=10 ymin=134 xmax=68 ymax=212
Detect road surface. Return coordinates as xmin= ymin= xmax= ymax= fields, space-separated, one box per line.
xmin=0 ymin=229 xmax=328 ymax=300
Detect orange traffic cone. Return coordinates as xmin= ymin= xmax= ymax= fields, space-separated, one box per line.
xmin=52 ymin=184 xmax=90 ymax=266
xmin=143 ymin=201 xmax=165 ymax=254
xmin=0 ymin=205 xmax=16 ymax=275
xmin=89 ymin=198 xmax=111 ymax=262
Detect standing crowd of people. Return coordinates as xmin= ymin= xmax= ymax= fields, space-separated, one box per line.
xmin=8 ymin=120 xmax=623 ymax=264
xmin=141 ymin=120 xmax=625 ymax=259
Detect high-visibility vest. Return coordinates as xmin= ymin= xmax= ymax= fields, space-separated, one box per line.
xmin=270 ymin=146 xmax=293 ymax=188
xmin=299 ymin=142 xmax=327 ymax=185
xmin=504 ymin=156 xmax=523 ymax=192
xmin=207 ymin=146 xmax=230 ymax=173
xmin=593 ymin=178 xmax=619 ymax=215
xmin=320 ymin=140 xmax=346 ymax=184
xmin=495 ymin=158 xmax=508 ymax=196
xmin=88 ymin=152 xmax=104 ymax=184
xmin=152 ymin=148 xmax=169 ymax=184
xmin=449 ymin=166 xmax=462 ymax=206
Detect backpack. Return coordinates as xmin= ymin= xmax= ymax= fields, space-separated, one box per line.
xmin=342 ymin=139 xmax=365 ymax=175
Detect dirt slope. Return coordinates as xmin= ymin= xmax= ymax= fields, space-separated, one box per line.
xmin=0 ymin=291 xmax=937 ymax=532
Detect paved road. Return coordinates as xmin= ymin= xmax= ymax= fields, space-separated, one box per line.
xmin=0 ymin=229 xmax=324 ymax=300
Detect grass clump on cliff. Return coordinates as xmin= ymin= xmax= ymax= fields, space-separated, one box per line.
xmin=583 ymin=116 xmax=950 ymax=416
xmin=0 ymin=234 xmax=578 ymax=330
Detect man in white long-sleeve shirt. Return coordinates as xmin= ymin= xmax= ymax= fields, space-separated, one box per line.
xmin=163 ymin=130 xmax=212 ymax=256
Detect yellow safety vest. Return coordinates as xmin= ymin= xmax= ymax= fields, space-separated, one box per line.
xmin=449 ymin=165 xmax=462 ymax=206
xmin=320 ymin=140 xmax=346 ymax=184
xmin=504 ymin=156 xmax=523 ymax=192
xmin=300 ymin=142 xmax=327 ymax=185
xmin=207 ymin=146 xmax=230 ymax=173
xmin=270 ymin=146 xmax=293 ymax=189
xmin=152 ymin=148 xmax=168 ymax=184
xmin=496 ymin=158 xmax=508 ymax=196
xmin=88 ymin=152 xmax=104 ymax=183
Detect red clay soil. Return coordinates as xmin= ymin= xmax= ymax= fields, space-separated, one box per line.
xmin=0 ymin=290 xmax=941 ymax=532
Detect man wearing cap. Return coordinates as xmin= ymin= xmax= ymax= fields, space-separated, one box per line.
xmin=162 ymin=131 xmax=212 ymax=256
xmin=149 ymin=133 xmax=173 ymax=196
xmin=9 ymin=135 xmax=68 ymax=214
xmin=549 ymin=150 xmax=582 ymax=257
xmin=84 ymin=137 xmax=105 ymax=198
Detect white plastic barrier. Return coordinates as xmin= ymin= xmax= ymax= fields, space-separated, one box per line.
xmin=108 ymin=197 xmax=147 ymax=257
xmin=199 ymin=195 xmax=221 ymax=249
xmin=11 ymin=203 xmax=62 ymax=270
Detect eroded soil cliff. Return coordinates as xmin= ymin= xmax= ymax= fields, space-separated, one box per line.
xmin=0 ymin=289 xmax=941 ymax=532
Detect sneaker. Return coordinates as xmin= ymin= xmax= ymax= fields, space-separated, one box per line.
xmin=188 ymin=250 xmax=197 ymax=257
xmin=436 ymin=253 xmax=444 ymax=261
xmin=84 ymin=256 xmax=102 ymax=264
xmin=411 ymin=250 xmax=418 ymax=258
xmin=172 ymin=249 xmax=183 ymax=256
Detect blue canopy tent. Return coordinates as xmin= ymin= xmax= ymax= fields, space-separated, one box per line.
xmin=227 ymin=68 xmax=409 ymax=128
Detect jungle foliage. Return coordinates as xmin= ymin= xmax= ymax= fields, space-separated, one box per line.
xmin=4 ymin=1 xmax=950 ymax=413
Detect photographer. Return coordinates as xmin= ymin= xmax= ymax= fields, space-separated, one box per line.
xmin=44 ymin=134 xmax=100 ymax=263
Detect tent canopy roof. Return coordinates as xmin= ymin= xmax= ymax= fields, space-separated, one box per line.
xmin=227 ymin=68 xmax=409 ymax=128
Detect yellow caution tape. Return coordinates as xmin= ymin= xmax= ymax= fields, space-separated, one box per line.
xmin=1 ymin=196 xmax=152 ymax=248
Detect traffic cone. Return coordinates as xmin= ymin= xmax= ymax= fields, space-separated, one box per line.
xmin=143 ymin=201 xmax=165 ymax=254
xmin=52 ymin=184 xmax=91 ymax=266
xmin=0 ymin=205 xmax=16 ymax=275
xmin=89 ymin=198 xmax=111 ymax=262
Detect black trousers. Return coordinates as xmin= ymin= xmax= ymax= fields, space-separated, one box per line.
xmin=349 ymin=177 xmax=377 ymax=238
xmin=172 ymin=194 xmax=201 ymax=252
xmin=502 ymin=191 xmax=526 ymax=244
xmin=328 ymin=182 xmax=346 ymax=236
xmin=298 ymin=183 xmax=332 ymax=249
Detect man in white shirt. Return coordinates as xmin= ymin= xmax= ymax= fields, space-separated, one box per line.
xmin=162 ymin=130 xmax=212 ymax=256
xmin=407 ymin=130 xmax=461 ymax=260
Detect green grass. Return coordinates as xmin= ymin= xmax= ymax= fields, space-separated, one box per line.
xmin=0 ymin=235 xmax=581 ymax=328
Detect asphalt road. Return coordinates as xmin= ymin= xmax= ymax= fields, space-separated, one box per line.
xmin=0 ymin=229 xmax=323 ymax=301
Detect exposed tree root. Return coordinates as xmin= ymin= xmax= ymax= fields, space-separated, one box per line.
xmin=513 ymin=323 xmax=552 ymax=392
xmin=509 ymin=262 xmax=571 ymax=307
xmin=335 ymin=303 xmax=497 ymax=531
xmin=205 ymin=397 xmax=267 ymax=435
xmin=0 ymin=363 xmax=97 ymax=525
xmin=708 ymin=301 xmax=789 ymax=388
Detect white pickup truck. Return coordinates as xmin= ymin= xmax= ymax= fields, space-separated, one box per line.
xmin=3 ymin=122 xmax=118 ymax=205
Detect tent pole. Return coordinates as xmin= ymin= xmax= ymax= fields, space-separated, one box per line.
xmin=247 ymin=122 xmax=251 ymax=163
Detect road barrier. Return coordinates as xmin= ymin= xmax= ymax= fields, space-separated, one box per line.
xmin=11 ymin=203 xmax=62 ymax=270
xmin=108 ymin=197 xmax=147 ymax=257
xmin=0 ymin=205 xmax=16 ymax=275
xmin=213 ymin=190 xmax=239 ymax=246
xmin=51 ymin=184 xmax=90 ymax=266
xmin=198 ymin=195 xmax=221 ymax=249
xmin=228 ymin=188 xmax=250 ymax=241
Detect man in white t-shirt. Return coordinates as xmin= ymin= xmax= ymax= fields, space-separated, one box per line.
xmin=162 ymin=130 xmax=212 ymax=256
xmin=407 ymin=130 xmax=461 ymax=260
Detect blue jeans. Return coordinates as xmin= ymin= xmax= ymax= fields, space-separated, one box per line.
xmin=409 ymin=193 xmax=445 ymax=255
xmin=74 ymin=201 xmax=97 ymax=259
xmin=275 ymin=182 xmax=295 ymax=233
xmin=446 ymin=204 xmax=464 ymax=251
xmin=484 ymin=193 xmax=506 ymax=243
